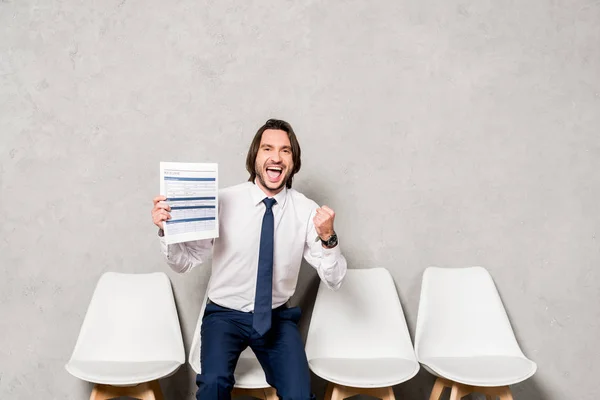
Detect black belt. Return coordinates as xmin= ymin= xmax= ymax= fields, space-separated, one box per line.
xmin=207 ymin=298 xmax=290 ymax=311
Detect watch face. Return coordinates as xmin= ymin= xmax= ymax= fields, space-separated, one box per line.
xmin=321 ymin=233 xmax=337 ymax=246
xmin=326 ymin=234 xmax=337 ymax=246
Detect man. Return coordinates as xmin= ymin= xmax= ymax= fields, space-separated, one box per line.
xmin=151 ymin=119 xmax=347 ymax=400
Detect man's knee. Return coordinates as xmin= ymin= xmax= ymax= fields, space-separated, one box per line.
xmin=196 ymin=372 xmax=234 ymax=390
xmin=276 ymin=389 xmax=315 ymax=400
xmin=274 ymin=381 xmax=314 ymax=400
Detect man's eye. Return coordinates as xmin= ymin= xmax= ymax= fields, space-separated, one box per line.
xmin=283 ymin=149 xmax=290 ymax=154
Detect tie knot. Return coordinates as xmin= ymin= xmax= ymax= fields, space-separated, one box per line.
xmin=263 ymin=197 xmax=277 ymax=210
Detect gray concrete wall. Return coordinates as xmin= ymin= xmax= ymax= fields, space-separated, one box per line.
xmin=1 ymin=0 xmax=598 ymax=399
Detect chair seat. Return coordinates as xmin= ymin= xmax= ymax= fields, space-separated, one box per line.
xmin=233 ymin=356 xmax=270 ymax=389
xmin=308 ymin=358 xmax=420 ymax=387
xmin=420 ymin=356 xmax=537 ymax=387
xmin=65 ymin=360 xmax=181 ymax=386
xmin=190 ymin=332 xmax=271 ymax=390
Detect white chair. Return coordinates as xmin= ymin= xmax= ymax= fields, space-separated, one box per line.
xmin=305 ymin=268 xmax=420 ymax=400
xmin=414 ymin=267 xmax=537 ymax=400
xmin=65 ymin=272 xmax=185 ymax=400
xmin=189 ymin=290 xmax=277 ymax=400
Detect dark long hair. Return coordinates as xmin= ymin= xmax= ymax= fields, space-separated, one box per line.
xmin=246 ymin=119 xmax=302 ymax=189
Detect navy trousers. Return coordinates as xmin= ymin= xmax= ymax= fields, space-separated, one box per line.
xmin=196 ymin=302 xmax=315 ymax=400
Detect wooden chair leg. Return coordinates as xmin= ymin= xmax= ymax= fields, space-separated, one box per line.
xmin=89 ymin=385 xmax=102 ymax=400
xmin=131 ymin=382 xmax=155 ymax=400
xmin=139 ymin=386 xmax=156 ymax=400
xmin=90 ymin=384 xmax=127 ymax=400
xmin=326 ymin=383 xmax=395 ymax=400
xmin=433 ymin=380 xmax=511 ymax=400
xmin=232 ymin=387 xmax=279 ymax=399
xmin=449 ymin=382 xmax=469 ymax=400
xmin=148 ymin=380 xmax=164 ymax=400
xmin=478 ymin=385 xmax=511 ymax=400
xmin=90 ymin=381 xmax=162 ymax=400
xmin=499 ymin=387 xmax=514 ymax=400
xmin=381 ymin=386 xmax=395 ymax=400
xmin=330 ymin=384 xmax=354 ymax=400
xmin=429 ymin=377 xmax=449 ymax=400
xmin=233 ymin=388 xmax=263 ymax=399
xmin=324 ymin=382 xmax=335 ymax=400
xmin=264 ymin=387 xmax=278 ymax=400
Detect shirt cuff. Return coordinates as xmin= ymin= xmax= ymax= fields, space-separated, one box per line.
xmin=159 ymin=235 xmax=169 ymax=258
xmin=322 ymin=241 xmax=342 ymax=258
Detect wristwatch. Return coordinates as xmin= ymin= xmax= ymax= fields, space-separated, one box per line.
xmin=320 ymin=232 xmax=338 ymax=248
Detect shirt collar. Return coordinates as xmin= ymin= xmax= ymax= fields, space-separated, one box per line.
xmin=250 ymin=181 xmax=288 ymax=208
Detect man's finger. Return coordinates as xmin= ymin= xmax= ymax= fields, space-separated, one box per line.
xmin=313 ymin=214 xmax=327 ymax=224
xmin=315 ymin=208 xmax=329 ymax=218
xmin=159 ymin=210 xmax=171 ymax=219
xmin=155 ymin=201 xmax=171 ymax=211
xmin=317 ymin=206 xmax=335 ymax=217
xmin=153 ymin=209 xmax=170 ymax=221
xmin=315 ymin=213 xmax=331 ymax=224
xmin=320 ymin=205 xmax=335 ymax=216
xmin=153 ymin=195 xmax=167 ymax=206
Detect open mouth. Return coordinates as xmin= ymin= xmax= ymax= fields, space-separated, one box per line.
xmin=265 ymin=166 xmax=283 ymax=182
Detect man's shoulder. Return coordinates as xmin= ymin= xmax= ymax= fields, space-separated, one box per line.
xmin=219 ymin=182 xmax=252 ymax=197
xmin=287 ymin=188 xmax=319 ymax=211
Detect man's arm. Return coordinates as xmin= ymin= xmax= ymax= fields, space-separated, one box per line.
xmin=159 ymin=235 xmax=214 ymax=273
xmin=303 ymin=205 xmax=347 ymax=290
xmin=152 ymin=195 xmax=214 ymax=273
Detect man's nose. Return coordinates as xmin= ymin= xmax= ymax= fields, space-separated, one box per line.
xmin=270 ymin=152 xmax=282 ymax=162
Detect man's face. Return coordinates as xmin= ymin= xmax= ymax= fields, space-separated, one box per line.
xmin=254 ymin=129 xmax=294 ymax=196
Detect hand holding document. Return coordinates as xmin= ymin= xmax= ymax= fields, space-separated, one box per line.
xmin=159 ymin=162 xmax=219 ymax=244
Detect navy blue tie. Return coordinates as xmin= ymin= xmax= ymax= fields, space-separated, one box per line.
xmin=253 ymin=197 xmax=277 ymax=336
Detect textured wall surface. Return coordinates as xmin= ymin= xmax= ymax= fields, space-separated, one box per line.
xmin=1 ymin=1 xmax=599 ymax=399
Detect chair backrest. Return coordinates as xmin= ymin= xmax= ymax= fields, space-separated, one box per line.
xmin=305 ymin=268 xmax=416 ymax=361
xmin=189 ymin=286 xmax=209 ymax=374
xmin=415 ymin=266 xmax=526 ymax=360
xmin=68 ymin=272 xmax=185 ymax=363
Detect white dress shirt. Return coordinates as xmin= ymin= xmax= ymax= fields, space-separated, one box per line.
xmin=160 ymin=182 xmax=347 ymax=312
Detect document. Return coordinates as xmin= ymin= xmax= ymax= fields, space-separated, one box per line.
xmin=160 ymin=162 xmax=219 ymax=244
